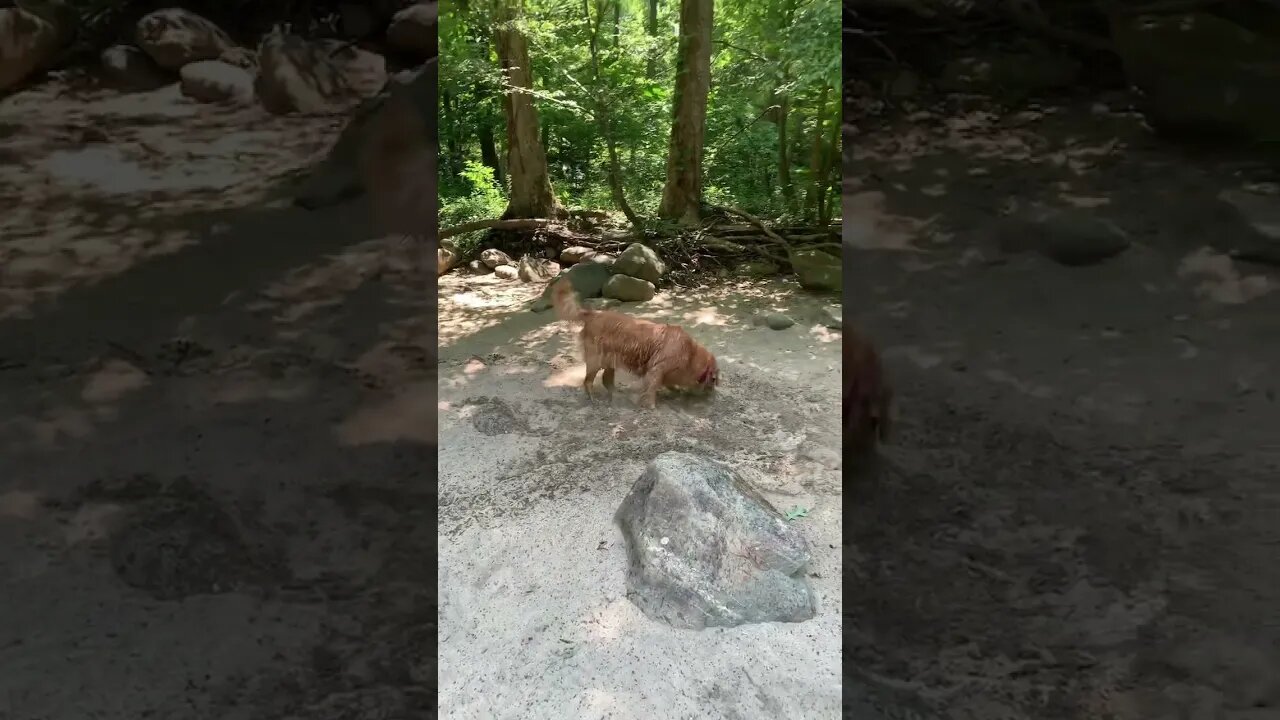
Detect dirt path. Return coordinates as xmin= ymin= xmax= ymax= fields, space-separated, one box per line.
xmin=0 ymin=81 xmax=435 ymax=719
xmin=437 ymin=273 xmax=843 ymax=718
xmin=844 ymin=98 xmax=1280 ymax=719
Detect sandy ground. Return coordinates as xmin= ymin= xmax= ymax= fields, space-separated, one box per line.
xmin=0 ymin=80 xmax=435 ymax=718
xmin=843 ymin=97 xmax=1280 ymax=719
xmin=437 ymin=274 xmax=843 ymax=718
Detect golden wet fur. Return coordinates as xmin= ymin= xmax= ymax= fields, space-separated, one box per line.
xmin=552 ymin=280 xmax=719 ymax=408
xmin=844 ymin=323 xmax=892 ymax=454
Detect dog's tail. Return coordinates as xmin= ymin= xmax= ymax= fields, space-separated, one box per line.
xmin=551 ymin=279 xmax=585 ymax=322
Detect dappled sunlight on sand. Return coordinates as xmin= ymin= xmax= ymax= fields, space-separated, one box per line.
xmin=335 ymin=380 xmax=436 ymax=447
xmin=0 ymin=490 xmax=43 ymax=520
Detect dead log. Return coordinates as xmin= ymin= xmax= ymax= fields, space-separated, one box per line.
xmin=439 ymin=218 xmax=553 ymax=240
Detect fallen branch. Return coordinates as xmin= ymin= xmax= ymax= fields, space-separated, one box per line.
xmin=705 ymin=204 xmax=791 ymax=248
xmin=439 ymin=218 xmax=552 ymax=241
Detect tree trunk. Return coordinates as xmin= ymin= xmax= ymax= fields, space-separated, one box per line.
xmin=586 ymin=0 xmax=640 ymax=225
xmin=646 ymin=0 xmax=659 ymax=78
xmin=658 ymin=0 xmax=713 ymax=225
xmin=818 ymin=92 xmax=840 ymax=226
xmin=777 ymin=67 xmax=793 ymax=207
xmin=494 ymin=0 xmax=562 ymax=219
xmin=479 ymin=121 xmax=503 ymax=186
xmin=804 ymin=85 xmax=829 ymax=222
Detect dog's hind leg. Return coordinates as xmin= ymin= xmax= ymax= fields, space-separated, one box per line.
xmin=601 ymin=367 xmax=616 ymax=402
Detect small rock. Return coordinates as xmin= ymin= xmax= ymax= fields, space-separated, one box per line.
xmin=99 ymin=44 xmax=170 ymax=92
xmin=765 ymin=313 xmax=795 ymax=330
xmin=0 ymin=7 xmax=60 ymax=92
xmin=386 ymin=2 xmax=438 ymax=58
xmin=790 ymin=248 xmax=842 ymax=292
xmin=995 ymin=207 xmax=1131 ymax=266
xmin=480 ymin=248 xmax=513 ymax=269
xmin=135 ymin=8 xmax=234 ymax=70
xmin=603 ymin=275 xmax=656 ymax=302
xmin=584 ymin=252 xmax=615 ymax=267
xmin=517 ymin=255 xmax=559 ymax=283
xmin=615 ymin=452 xmax=817 ymax=629
xmin=493 ymin=264 xmax=518 ymax=280
xmin=180 ymin=60 xmax=254 ymax=104
xmin=466 ymin=259 xmax=491 ymax=274
xmin=437 ymin=243 xmax=459 ymax=276
xmin=817 ymin=305 xmax=842 ymax=329
xmin=612 ymin=243 xmax=667 ymax=284
xmin=560 ymin=246 xmax=597 ymax=264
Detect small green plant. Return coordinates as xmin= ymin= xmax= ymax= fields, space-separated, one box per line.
xmin=783 ymin=505 xmax=809 ymax=521
xmin=439 ymin=160 xmax=507 ymax=255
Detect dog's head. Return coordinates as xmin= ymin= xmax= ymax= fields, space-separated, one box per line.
xmin=696 ymin=353 xmax=720 ymax=389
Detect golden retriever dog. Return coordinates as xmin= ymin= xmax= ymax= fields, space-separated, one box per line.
xmin=844 ymin=323 xmax=892 ymax=455
xmin=552 ymin=280 xmax=719 ymax=408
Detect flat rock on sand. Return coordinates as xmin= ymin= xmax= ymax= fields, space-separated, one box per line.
xmin=615 ymin=452 xmax=817 ymax=629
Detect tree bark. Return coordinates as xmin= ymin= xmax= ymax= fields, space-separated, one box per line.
xmin=804 ymin=85 xmax=829 ymax=222
xmin=479 ymin=121 xmax=503 ymax=186
xmin=493 ymin=0 xmax=562 ymax=219
xmin=658 ymin=0 xmax=713 ymax=225
xmin=818 ymin=92 xmax=840 ymax=226
xmin=646 ymin=0 xmax=659 ymax=78
xmin=777 ymin=67 xmax=793 ymax=207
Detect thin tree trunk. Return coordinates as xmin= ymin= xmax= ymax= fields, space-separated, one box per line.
xmin=494 ymin=0 xmax=562 ymax=219
xmin=818 ymin=91 xmax=839 ymax=226
xmin=658 ymin=0 xmax=713 ymax=225
xmin=479 ymin=121 xmax=503 ymax=186
xmin=777 ymin=66 xmax=793 ymax=208
xmin=586 ymin=0 xmax=640 ymax=225
xmin=646 ymin=0 xmax=659 ymax=78
xmin=804 ymin=85 xmax=829 ymax=222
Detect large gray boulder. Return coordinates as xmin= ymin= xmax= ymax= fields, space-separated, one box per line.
xmin=1110 ymin=13 xmax=1280 ymax=142
xmin=135 ymin=8 xmax=234 ymax=70
xmin=179 ymin=60 xmax=254 ymax=105
xmin=603 ymin=274 xmax=655 ymax=302
xmin=615 ymin=452 xmax=817 ymax=629
xmin=612 ymin=242 xmax=667 ymax=284
xmin=530 ymin=261 xmax=612 ymax=312
xmin=790 ymin=248 xmax=842 ymax=292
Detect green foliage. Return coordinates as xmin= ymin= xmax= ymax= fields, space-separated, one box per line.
xmin=440 ymin=0 xmax=840 ymax=222
xmin=440 ymin=161 xmax=508 ymax=254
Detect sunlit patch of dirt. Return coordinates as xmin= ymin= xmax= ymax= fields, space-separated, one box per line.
xmin=1178 ymin=248 xmax=1274 ymax=305
xmin=0 ymin=490 xmax=42 ymax=520
xmin=80 ymin=359 xmax=150 ymax=404
xmin=0 ymin=79 xmax=348 ymax=319
xmin=845 ymin=190 xmax=934 ymax=251
xmin=335 ymin=381 xmax=436 ymax=446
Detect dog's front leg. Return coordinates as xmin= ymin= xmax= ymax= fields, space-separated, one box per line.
xmin=583 ymin=365 xmax=600 ymax=400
